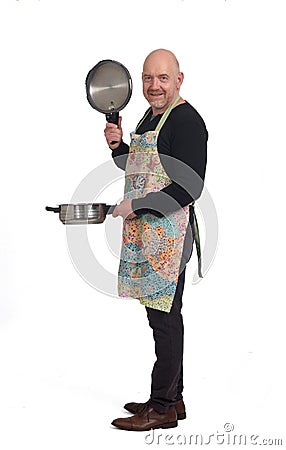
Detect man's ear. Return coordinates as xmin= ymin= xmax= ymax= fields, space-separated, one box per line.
xmin=177 ymin=72 xmax=184 ymax=89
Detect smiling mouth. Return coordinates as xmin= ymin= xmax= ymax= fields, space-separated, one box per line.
xmin=149 ymin=92 xmax=164 ymax=98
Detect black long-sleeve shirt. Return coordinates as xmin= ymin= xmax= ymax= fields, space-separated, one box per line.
xmin=112 ymin=101 xmax=208 ymax=219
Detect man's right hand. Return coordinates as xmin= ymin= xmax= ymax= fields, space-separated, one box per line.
xmin=104 ymin=116 xmax=123 ymax=150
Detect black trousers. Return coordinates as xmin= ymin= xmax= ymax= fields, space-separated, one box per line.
xmin=145 ymin=218 xmax=194 ymax=414
xmin=146 ymin=269 xmax=186 ymax=413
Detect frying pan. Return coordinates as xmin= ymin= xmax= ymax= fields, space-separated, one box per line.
xmin=85 ymin=59 xmax=132 ymax=126
xmin=45 ymin=203 xmax=116 ymax=225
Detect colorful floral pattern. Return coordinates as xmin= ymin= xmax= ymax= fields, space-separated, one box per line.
xmin=118 ymin=102 xmax=189 ymax=313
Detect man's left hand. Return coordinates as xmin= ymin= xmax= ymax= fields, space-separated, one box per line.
xmin=112 ymin=199 xmax=136 ymax=220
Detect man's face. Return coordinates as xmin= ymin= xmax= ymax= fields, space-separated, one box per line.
xmin=142 ymin=53 xmax=183 ymax=115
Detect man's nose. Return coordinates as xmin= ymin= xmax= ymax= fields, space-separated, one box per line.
xmin=150 ymin=77 xmax=160 ymax=89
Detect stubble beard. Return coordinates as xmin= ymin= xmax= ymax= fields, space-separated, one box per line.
xmin=150 ymin=99 xmax=167 ymax=110
xmin=147 ymin=94 xmax=168 ymax=111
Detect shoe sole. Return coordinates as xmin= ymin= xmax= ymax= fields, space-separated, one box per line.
xmin=113 ymin=420 xmax=178 ymax=431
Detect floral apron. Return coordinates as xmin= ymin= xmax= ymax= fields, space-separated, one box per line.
xmin=118 ymin=96 xmax=201 ymax=313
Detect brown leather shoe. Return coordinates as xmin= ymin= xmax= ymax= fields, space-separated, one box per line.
xmin=112 ymin=404 xmax=178 ymax=431
xmin=124 ymin=399 xmax=186 ymax=420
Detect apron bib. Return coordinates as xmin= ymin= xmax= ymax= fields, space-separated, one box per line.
xmin=117 ymin=96 xmax=191 ymax=313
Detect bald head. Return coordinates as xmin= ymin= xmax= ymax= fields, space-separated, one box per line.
xmin=142 ymin=49 xmax=184 ymax=115
xmin=143 ymin=49 xmax=180 ymax=74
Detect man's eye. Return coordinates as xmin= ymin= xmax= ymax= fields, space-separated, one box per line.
xmin=144 ymin=76 xmax=152 ymax=82
xmin=160 ymin=76 xmax=168 ymax=82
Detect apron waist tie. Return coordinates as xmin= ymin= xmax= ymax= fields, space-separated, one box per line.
xmin=190 ymin=203 xmax=203 ymax=278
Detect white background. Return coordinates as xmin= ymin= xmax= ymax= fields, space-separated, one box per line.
xmin=0 ymin=0 xmax=285 ymax=448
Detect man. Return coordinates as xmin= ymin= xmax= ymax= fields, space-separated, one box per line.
xmin=104 ymin=49 xmax=208 ymax=431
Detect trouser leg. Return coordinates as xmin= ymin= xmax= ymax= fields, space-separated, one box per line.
xmin=145 ymin=269 xmax=186 ymax=413
xmin=176 ymin=363 xmax=184 ymax=401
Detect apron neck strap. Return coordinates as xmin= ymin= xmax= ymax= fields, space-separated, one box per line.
xmin=135 ymin=95 xmax=181 ymax=133
xmin=135 ymin=108 xmax=152 ymax=132
xmin=155 ymin=95 xmax=181 ymax=132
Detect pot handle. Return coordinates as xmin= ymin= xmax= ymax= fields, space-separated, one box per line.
xmin=106 ymin=112 xmax=119 ymax=144
xmin=104 ymin=205 xmax=116 ymax=215
xmin=46 ymin=206 xmax=60 ymax=213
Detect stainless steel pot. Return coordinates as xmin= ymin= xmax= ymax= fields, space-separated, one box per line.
xmin=45 ymin=203 xmax=115 ymax=225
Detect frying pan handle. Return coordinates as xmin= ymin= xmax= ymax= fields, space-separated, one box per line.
xmin=104 ymin=205 xmax=116 ymax=215
xmin=106 ymin=112 xmax=119 ymax=144
xmin=106 ymin=112 xmax=119 ymax=125
xmin=46 ymin=206 xmax=60 ymax=213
